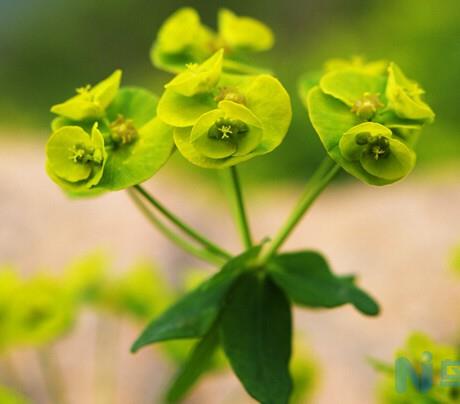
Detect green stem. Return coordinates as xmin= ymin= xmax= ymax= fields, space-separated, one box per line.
xmin=259 ymin=158 xmax=341 ymax=264
xmin=3 ymin=354 xmax=22 ymax=390
xmin=133 ymin=185 xmax=232 ymax=260
xmin=94 ymin=314 xmax=120 ymax=404
xmin=127 ymin=189 xmax=225 ymax=265
xmin=228 ymin=166 xmax=253 ymax=249
xmin=37 ymin=346 xmax=69 ymax=404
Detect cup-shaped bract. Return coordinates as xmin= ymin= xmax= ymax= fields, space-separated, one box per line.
xmin=96 ymin=87 xmax=175 ymax=190
xmin=301 ymin=58 xmax=434 ymax=185
xmin=218 ymin=9 xmax=274 ymax=52
xmin=48 ymin=71 xmax=175 ymax=195
xmin=339 ymin=122 xmax=415 ymax=181
xmin=158 ymin=51 xmax=291 ymax=168
xmin=151 ymin=7 xmax=274 ymax=74
xmin=386 ymin=62 xmax=435 ymax=123
xmin=51 ymin=70 xmax=121 ymax=121
xmin=46 ymin=123 xmax=107 ymax=192
xmin=165 ymin=49 xmax=224 ymax=96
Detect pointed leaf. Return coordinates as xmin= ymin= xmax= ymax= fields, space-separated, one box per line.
xmin=221 ymin=273 xmax=292 ymax=404
xmin=166 ymin=325 xmax=220 ymax=403
xmin=131 ymin=247 xmax=260 ymax=352
xmin=268 ymin=251 xmax=379 ymax=316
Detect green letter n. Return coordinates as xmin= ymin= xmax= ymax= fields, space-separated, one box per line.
xmin=395 ymin=352 xmax=433 ymax=394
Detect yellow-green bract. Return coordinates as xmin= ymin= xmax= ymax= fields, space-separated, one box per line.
xmin=151 ymin=7 xmax=274 ymax=74
xmin=158 ymin=50 xmax=292 ymax=168
xmin=47 ymin=71 xmax=174 ymax=195
xmin=299 ymin=59 xmax=434 ymax=185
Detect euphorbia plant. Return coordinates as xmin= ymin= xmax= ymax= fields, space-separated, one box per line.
xmin=44 ymin=8 xmax=434 ymax=403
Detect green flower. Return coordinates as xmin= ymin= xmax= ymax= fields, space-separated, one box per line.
xmin=51 ymin=70 xmax=121 ymax=121
xmin=48 ymin=73 xmax=175 ymax=194
xmin=5 ymin=276 xmax=76 ymax=347
xmin=301 ymin=58 xmax=434 ymax=185
xmin=151 ymin=7 xmax=274 ymax=74
xmin=157 ymin=50 xmax=291 ymax=168
xmin=339 ymin=122 xmax=416 ymax=181
xmin=46 ymin=123 xmax=107 ymax=192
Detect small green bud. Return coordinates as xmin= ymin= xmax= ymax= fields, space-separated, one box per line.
xmin=351 ymin=92 xmax=384 ymax=120
xmin=215 ymin=87 xmax=246 ymax=104
xmin=109 ymin=115 xmax=138 ymax=146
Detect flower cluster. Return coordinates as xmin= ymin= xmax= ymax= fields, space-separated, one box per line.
xmin=152 ymin=8 xmax=274 ymax=74
xmin=0 ymin=254 xmax=173 ymax=352
xmin=157 ymin=49 xmax=292 ymax=168
xmin=300 ymin=58 xmax=434 ymax=185
xmin=46 ymin=71 xmax=174 ymax=195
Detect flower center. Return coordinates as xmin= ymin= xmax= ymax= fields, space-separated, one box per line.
xmin=208 ymin=118 xmax=249 ymax=143
xmin=351 ymin=92 xmax=384 ymax=120
xmin=355 ymin=133 xmax=390 ymax=160
xmin=69 ymin=144 xmax=103 ymax=165
xmin=110 ymin=115 xmax=138 ymax=146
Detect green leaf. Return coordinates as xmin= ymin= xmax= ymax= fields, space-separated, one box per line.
xmin=165 ymin=325 xmax=220 ymax=403
xmin=268 ymin=250 xmax=379 ymax=316
xmin=131 ymin=247 xmax=260 ymax=352
xmin=98 ymin=117 xmax=174 ymax=190
xmin=220 ymin=273 xmax=292 ymax=404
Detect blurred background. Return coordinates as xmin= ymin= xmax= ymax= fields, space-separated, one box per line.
xmin=1 ymin=0 xmax=460 ymax=403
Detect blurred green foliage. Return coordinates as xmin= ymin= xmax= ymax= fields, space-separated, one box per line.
xmin=1 ymin=0 xmax=458 ymax=180
xmin=0 ymin=253 xmax=319 ymax=402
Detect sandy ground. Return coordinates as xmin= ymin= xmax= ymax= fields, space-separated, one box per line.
xmin=1 ymin=136 xmax=460 ymax=404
